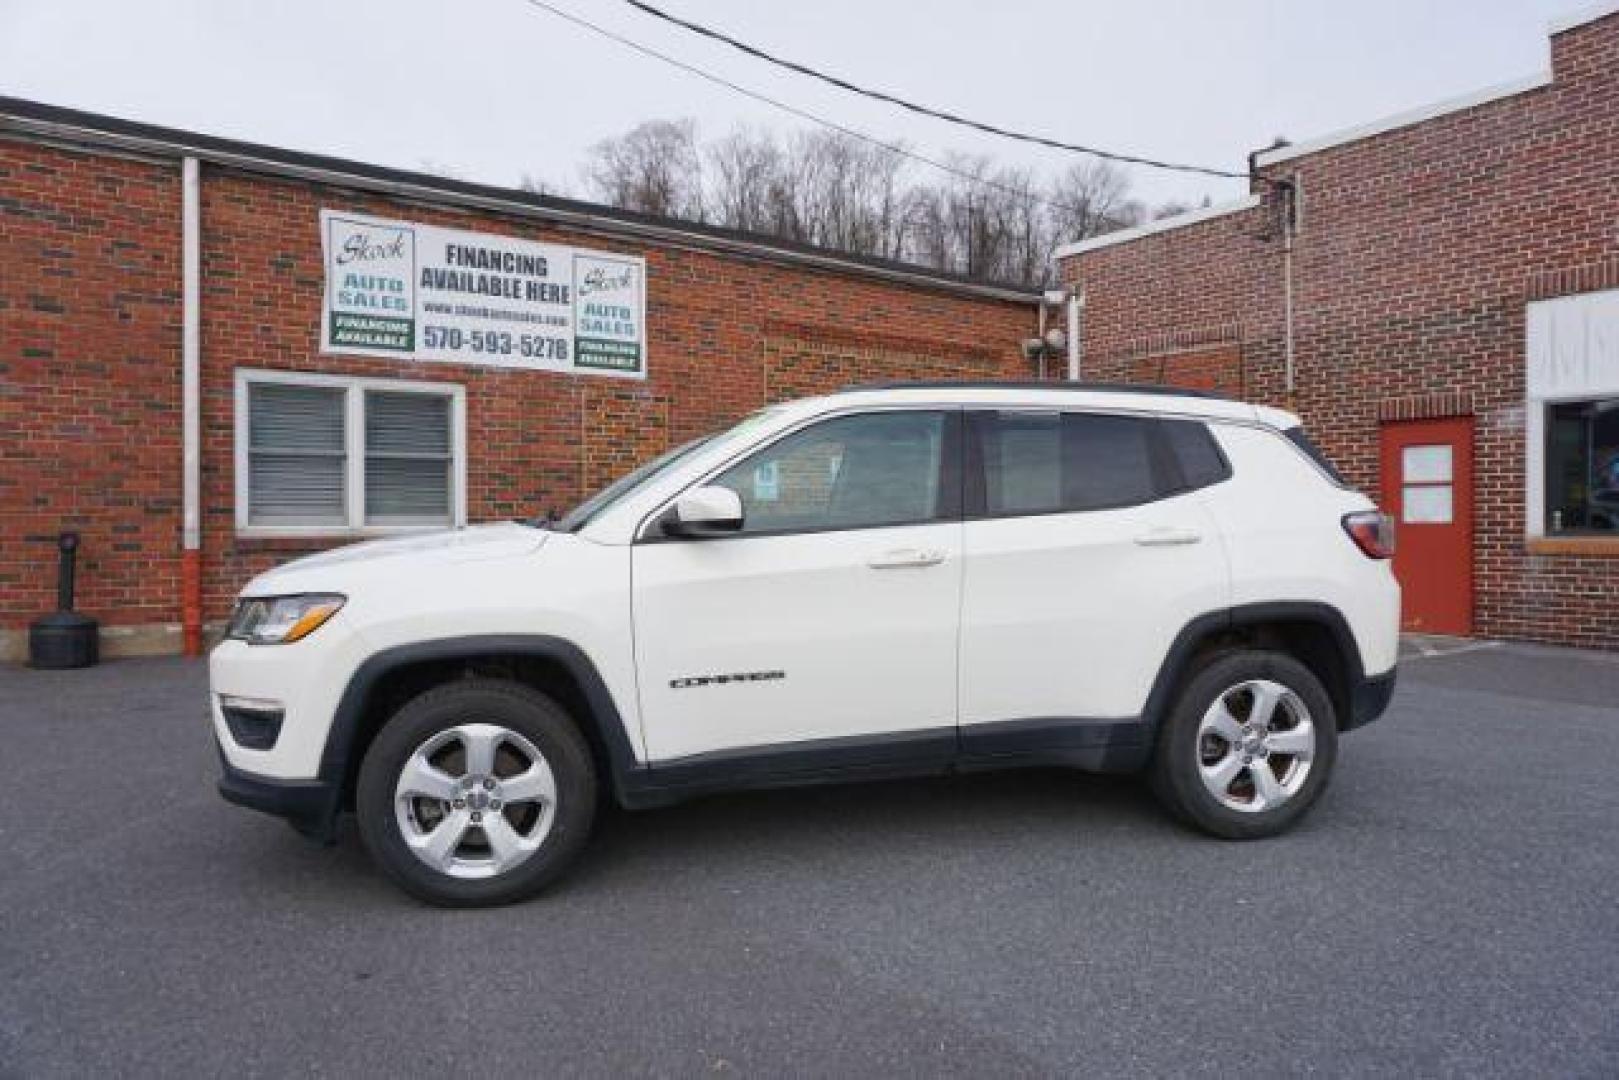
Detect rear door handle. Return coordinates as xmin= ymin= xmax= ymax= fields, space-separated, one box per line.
xmin=1133 ymin=527 xmax=1203 ymax=547
xmin=867 ymin=547 xmax=948 ymax=569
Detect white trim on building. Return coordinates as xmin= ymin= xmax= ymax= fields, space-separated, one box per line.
xmin=1549 ymin=0 xmax=1619 ymax=36
xmin=1052 ymin=195 xmax=1263 ymax=260
xmin=1255 ymin=2 xmax=1618 ymax=169
xmin=1253 ymin=74 xmax=1551 ymax=167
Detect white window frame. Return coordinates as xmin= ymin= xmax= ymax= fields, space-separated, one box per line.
xmin=1525 ymin=288 xmax=1619 ymax=541
xmin=234 ymin=368 xmax=467 ymax=538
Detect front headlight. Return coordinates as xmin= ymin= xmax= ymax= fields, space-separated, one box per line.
xmin=227 ymin=593 xmax=346 ymax=645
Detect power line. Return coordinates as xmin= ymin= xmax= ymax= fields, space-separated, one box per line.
xmin=620 ymin=0 xmax=1254 ymax=183
xmin=512 ymin=0 xmax=1102 ymax=218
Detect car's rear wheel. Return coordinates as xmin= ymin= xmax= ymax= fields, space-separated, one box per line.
xmin=356 ymin=678 xmax=596 ymax=907
xmin=1150 ymin=650 xmax=1338 ymax=839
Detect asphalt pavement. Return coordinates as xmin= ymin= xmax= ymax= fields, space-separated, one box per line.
xmin=1 ymin=640 xmax=1616 ymax=1077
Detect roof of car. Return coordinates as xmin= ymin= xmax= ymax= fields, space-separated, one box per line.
xmin=821 ymin=380 xmax=1280 ymax=425
xmin=841 ymin=380 xmax=1229 ymax=400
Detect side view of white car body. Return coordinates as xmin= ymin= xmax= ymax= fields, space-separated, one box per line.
xmin=212 ymin=383 xmax=1400 ymax=906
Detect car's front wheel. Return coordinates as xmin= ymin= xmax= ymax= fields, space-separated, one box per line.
xmin=1150 ymin=650 xmax=1338 ymax=839
xmin=356 ymin=678 xmax=597 ymax=906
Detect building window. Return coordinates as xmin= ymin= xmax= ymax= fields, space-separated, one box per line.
xmin=1544 ymin=399 xmax=1619 ymax=534
xmin=236 ymin=371 xmax=464 ymax=534
xmin=1401 ymin=444 xmax=1454 ymax=524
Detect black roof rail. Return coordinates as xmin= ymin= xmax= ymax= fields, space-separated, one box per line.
xmin=837 ymin=380 xmax=1233 ymax=401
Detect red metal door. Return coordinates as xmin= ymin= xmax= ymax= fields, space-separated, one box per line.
xmin=1380 ymin=418 xmax=1474 ymax=635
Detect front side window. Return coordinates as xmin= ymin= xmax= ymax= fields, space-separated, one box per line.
xmin=239 ymin=374 xmax=462 ymax=532
xmin=711 ymin=411 xmax=948 ymax=534
xmin=1545 ymin=398 xmax=1619 ymax=533
xmin=970 ymin=410 xmax=1174 ymax=516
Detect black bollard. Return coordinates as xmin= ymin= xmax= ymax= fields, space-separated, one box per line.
xmin=28 ymin=532 xmax=100 ymax=669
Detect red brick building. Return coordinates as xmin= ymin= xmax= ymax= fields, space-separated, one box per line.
xmin=0 ymin=99 xmax=1039 ymax=660
xmin=1059 ymin=5 xmax=1619 ymax=647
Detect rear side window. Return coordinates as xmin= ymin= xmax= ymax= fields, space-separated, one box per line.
xmin=1160 ymin=418 xmax=1232 ymax=491
xmin=970 ymin=410 xmax=1173 ymax=515
xmin=1284 ymin=426 xmax=1348 ymax=486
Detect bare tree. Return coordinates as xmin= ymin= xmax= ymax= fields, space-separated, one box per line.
xmin=565 ymin=117 xmax=1161 ymax=287
xmin=706 ymin=126 xmax=781 ymax=234
xmin=582 ymin=119 xmax=704 ymax=220
xmin=1046 ymin=160 xmax=1138 ymax=242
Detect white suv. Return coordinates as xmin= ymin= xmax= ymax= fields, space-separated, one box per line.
xmin=212 ymin=382 xmax=1400 ymax=906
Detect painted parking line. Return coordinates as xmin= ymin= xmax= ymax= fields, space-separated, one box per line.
xmin=1401 ymin=637 xmax=1505 ymax=660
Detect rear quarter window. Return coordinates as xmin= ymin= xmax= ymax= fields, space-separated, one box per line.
xmin=1159 ymin=418 xmax=1232 ymax=492
xmin=1283 ymin=426 xmax=1349 ymax=487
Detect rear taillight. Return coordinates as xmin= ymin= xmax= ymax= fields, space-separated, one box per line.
xmin=1342 ymin=510 xmax=1396 ymax=559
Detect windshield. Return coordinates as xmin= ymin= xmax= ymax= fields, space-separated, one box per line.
xmin=552 ymin=405 xmax=789 ymax=533
xmin=552 ymin=436 xmax=713 ymax=533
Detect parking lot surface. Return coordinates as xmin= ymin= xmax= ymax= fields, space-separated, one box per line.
xmin=2 ymin=640 xmax=1617 ymax=1077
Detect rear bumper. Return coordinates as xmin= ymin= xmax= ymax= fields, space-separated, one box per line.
xmin=1345 ymin=667 xmax=1397 ymax=731
xmin=217 ymin=745 xmax=341 ymax=843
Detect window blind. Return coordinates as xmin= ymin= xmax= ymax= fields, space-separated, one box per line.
xmin=247 ymin=384 xmax=346 ymax=525
xmin=364 ymin=390 xmax=452 ymax=525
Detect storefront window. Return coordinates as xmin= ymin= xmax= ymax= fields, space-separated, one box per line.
xmin=1545 ymin=399 xmax=1619 ymax=534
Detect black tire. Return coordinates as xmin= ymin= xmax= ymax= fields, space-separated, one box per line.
xmin=356 ymin=678 xmax=597 ymax=907
xmin=1149 ymin=649 xmax=1338 ymax=839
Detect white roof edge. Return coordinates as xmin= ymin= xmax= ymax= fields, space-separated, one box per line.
xmin=1254 ymin=72 xmax=1551 ymax=167
xmin=1549 ymin=0 xmax=1619 ymax=35
xmin=1053 ymin=194 xmax=1262 ymax=260
xmin=1255 ymin=2 xmax=1618 ymax=169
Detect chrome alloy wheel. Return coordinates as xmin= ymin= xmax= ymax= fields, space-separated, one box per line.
xmin=1195 ymin=679 xmax=1316 ymax=813
xmin=393 ymin=723 xmax=558 ymax=879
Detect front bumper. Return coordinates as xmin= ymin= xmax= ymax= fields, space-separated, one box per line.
xmin=1345 ymin=667 xmax=1398 ymax=731
xmin=217 ymin=745 xmax=342 ymax=843
xmin=210 ymin=629 xmax=367 ymax=780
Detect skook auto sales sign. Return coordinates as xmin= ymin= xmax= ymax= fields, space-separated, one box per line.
xmin=320 ymin=209 xmax=647 ymax=378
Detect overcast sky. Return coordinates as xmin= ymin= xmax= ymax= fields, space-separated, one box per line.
xmin=0 ymin=0 xmax=1587 ymax=211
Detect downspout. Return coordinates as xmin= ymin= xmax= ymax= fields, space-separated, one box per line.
xmin=1067 ymin=288 xmax=1084 ymax=382
xmin=1280 ymin=178 xmax=1298 ymax=405
xmin=181 ymin=157 xmax=202 ymax=656
xmin=1036 ymin=299 xmax=1048 ymax=381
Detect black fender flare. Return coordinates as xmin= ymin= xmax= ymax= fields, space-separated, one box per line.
xmin=319 ymin=634 xmax=646 ymax=806
xmin=1138 ymin=601 xmax=1373 ymax=734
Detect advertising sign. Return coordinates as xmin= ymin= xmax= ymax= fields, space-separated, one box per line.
xmin=320 ymin=209 xmax=646 ymax=378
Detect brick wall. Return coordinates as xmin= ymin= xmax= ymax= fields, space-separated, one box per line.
xmin=0 ymin=145 xmax=183 ymax=650
xmin=1062 ymin=11 xmax=1619 ymax=648
xmin=1 ymin=140 xmax=1034 ymax=655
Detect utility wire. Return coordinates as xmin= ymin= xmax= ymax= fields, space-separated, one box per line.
xmin=620 ymin=0 xmax=1255 ymax=182
xmin=513 ymin=0 xmax=1099 ymax=217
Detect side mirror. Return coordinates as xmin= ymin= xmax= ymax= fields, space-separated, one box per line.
xmin=661 ymin=485 xmax=744 ymax=538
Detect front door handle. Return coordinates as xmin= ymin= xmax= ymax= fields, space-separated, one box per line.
xmin=1133 ymin=527 xmax=1203 ymax=547
xmin=867 ymin=547 xmax=948 ymax=569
